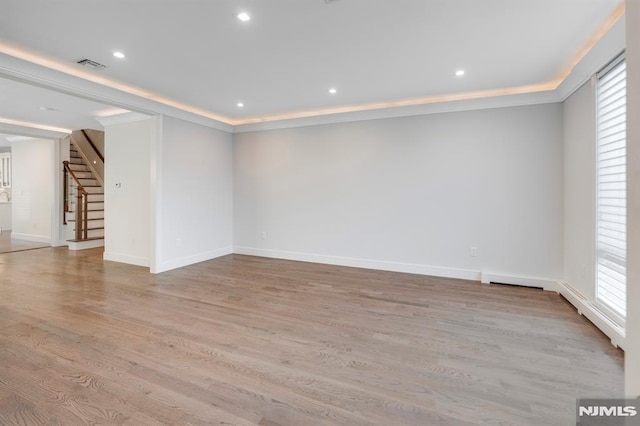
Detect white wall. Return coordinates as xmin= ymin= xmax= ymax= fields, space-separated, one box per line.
xmin=10 ymin=138 xmax=53 ymax=243
xmin=103 ymin=115 xmax=155 ymax=267
xmin=563 ymin=81 xmax=596 ymax=300
xmin=561 ymin=79 xmax=626 ymax=347
xmin=0 ymin=203 xmax=11 ymax=231
xmin=625 ymin=0 xmax=640 ymax=397
xmin=234 ymin=104 xmax=564 ymax=282
xmin=153 ymin=116 xmax=233 ymax=273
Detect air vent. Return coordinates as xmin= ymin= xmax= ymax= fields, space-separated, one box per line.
xmin=77 ymin=59 xmax=106 ymax=70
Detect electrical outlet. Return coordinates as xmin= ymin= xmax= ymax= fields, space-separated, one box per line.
xmin=470 ymin=246 xmax=478 ymax=257
xmin=260 ymin=231 xmax=267 ymax=240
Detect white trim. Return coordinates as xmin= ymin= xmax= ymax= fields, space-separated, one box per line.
xmin=233 ymin=246 xmax=480 ymax=281
xmin=149 ymin=116 xmax=162 ymax=275
xmin=50 ymin=137 xmax=63 ymax=247
xmin=480 ymin=272 xmax=559 ymax=292
xmin=556 ymin=280 xmax=626 ymax=349
xmin=557 ymin=19 xmax=626 ymax=102
xmin=103 ymin=251 xmax=149 ymax=267
xmin=4 ymin=135 xmax=37 ymax=142
xmin=153 ymin=246 xmax=234 ymax=274
xmin=10 ymin=232 xmax=51 ymax=244
xmin=96 ymin=112 xmax=154 ymax=127
xmin=68 ymin=239 xmax=104 ymax=251
xmin=0 ymin=123 xmax=69 ymax=140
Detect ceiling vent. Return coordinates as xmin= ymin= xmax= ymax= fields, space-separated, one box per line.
xmin=77 ymin=59 xmax=106 ymax=70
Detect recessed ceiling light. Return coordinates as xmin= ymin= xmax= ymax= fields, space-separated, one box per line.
xmin=113 ymin=51 xmax=125 ymax=59
xmin=455 ymin=69 xmax=465 ymax=77
xmin=237 ymin=102 xmax=244 ymax=108
xmin=329 ymin=88 xmax=337 ymax=94
xmin=237 ymin=12 xmax=251 ymax=22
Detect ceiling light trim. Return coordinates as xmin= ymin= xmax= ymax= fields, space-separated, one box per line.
xmin=0 ymin=116 xmax=72 ymax=134
xmin=0 ymin=40 xmax=233 ymax=124
xmin=550 ymin=2 xmax=625 ymax=87
xmin=233 ymin=81 xmax=557 ymax=125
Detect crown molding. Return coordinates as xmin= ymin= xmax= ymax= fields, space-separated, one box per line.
xmin=556 ymin=17 xmax=626 ymax=101
xmin=0 ymin=122 xmax=69 ymax=139
xmin=96 ymin=112 xmax=156 ymax=127
xmin=234 ymin=90 xmax=562 ymax=133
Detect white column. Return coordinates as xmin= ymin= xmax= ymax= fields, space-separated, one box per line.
xmin=625 ymin=0 xmax=640 ymax=397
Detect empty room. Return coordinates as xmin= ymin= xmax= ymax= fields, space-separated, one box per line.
xmin=0 ymin=1 xmax=638 ymax=425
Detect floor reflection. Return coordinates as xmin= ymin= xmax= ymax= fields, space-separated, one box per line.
xmin=0 ymin=230 xmax=50 ymax=254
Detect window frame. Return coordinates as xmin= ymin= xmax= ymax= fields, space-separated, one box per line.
xmin=594 ymin=52 xmax=627 ymax=327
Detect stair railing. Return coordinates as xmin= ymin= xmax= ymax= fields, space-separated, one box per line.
xmin=71 ymin=130 xmax=104 ymax=186
xmin=81 ymin=129 xmax=104 ymax=163
xmin=63 ymin=160 xmax=89 ymax=240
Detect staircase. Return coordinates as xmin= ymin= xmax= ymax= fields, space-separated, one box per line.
xmin=65 ymin=144 xmax=105 ymax=250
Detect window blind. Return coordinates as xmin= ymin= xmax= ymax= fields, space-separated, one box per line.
xmin=596 ymin=55 xmax=626 ymax=321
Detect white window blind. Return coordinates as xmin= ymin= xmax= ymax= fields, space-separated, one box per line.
xmin=596 ymin=54 xmax=626 ymax=321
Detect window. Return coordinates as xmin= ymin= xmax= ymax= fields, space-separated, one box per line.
xmin=595 ymin=54 xmax=626 ymax=322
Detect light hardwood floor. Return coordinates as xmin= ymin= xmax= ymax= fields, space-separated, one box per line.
xmin=0 ymin=248 xmax=624 ymax=425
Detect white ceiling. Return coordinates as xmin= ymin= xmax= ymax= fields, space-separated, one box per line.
xmin=0 ymin=77 xmax=129 ymax=131
xmin=0 ymin=0 xmax=624 ymax=132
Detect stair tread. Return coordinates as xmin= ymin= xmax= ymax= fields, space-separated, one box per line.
xmin=67 ymin=237 xmax=104 ymax=243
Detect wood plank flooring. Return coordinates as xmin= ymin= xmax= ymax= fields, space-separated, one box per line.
xmin=0 ymin=248 xmax=624 ymax=425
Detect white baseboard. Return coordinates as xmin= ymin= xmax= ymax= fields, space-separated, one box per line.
xmin=481 ymin=272 xmax=559 ymax=292
xmin=103 ymin=252 xmax=149 ymax=268
xmin=233 ymin=246 xmax=480 ymax=281
xmin=10 ymin=232 xmax=51 ymax=244
xmin=556 ymin=281 xmax=626 ymax=349
xmin=152 ymin=246 xmax=233 ymax=274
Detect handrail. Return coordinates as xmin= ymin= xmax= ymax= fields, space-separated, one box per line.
xmin=63 ymin=160 xmax=89 ymax=241
xmin=81 ymin=129 xmax=104 ymax=163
